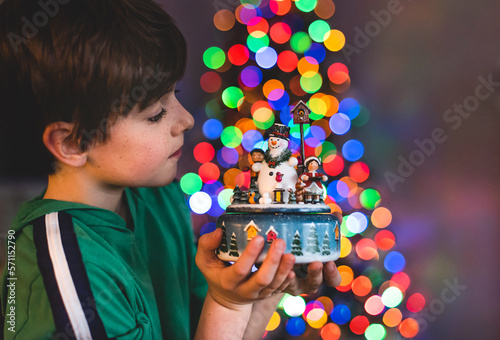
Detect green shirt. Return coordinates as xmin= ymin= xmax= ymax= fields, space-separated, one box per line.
xmin=1 ymin=181 xmax=207 ymax=339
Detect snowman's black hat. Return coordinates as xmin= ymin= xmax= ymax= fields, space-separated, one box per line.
xmin=268 ymin=123 xmax=290 ymax=140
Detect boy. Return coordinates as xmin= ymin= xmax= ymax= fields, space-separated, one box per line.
xmin=0 ymin=0 xmax=340 ymax=339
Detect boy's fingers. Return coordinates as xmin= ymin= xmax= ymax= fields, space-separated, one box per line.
xmin=323 ymin=261 xmax=341 ymax=287
xmin=230 ymin=236 xmax=265 ymax=281
xmin=301 ymin=262 xmax=323 ymax=294
xmin=250 ymin=239 xmax=286 ymax=289
xmin=259 ymin=252 xmax=295 ymax=296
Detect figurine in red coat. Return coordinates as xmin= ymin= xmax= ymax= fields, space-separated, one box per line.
xmin=300 ymin=156 xmax=328 ymax=204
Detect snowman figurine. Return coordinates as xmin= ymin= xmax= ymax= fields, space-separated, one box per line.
xmin=252 ymin=123 xmax=298 ymax=204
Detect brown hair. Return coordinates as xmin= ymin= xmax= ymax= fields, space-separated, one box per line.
xmin=0 ymin=0 xmax=186 ymax=173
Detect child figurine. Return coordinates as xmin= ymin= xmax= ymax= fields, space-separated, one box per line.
xmin=300 ymin=156 xmax=328 ymax=204
xmin=252 ymin=123 xmax=298 ymax=204
xmin=250 ymin=148 xmax=265 ymax=185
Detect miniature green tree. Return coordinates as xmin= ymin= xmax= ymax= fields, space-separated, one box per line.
xmin=228 ymin=232 xmax=239 ymax=257
xmin=322 ymin=231 xmax=331 ymax=256
xmin=305 ymin=224 xmax=320 ymax=254
xmin=218 ymin=222 xmax=228 ymax=254
xmin=291 ymin=230 xmax=303 ymax=256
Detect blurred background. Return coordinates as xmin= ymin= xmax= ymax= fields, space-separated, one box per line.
xmin=1 ymin=0 xmax=500 ymax=339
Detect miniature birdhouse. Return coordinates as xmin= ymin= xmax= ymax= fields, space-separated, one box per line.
xmin=265 ymin=226 xmax=278 ymax=243
xmin=244 ymin=220 xmax=262 ymax=240
xmin=292 ymin=100 xmax=311 ymax=124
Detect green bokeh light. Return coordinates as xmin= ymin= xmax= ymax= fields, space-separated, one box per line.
xmin=218 ymin=188 xmax=235 ymax=209
xmin=290 ymin=32 xmax=312 ymax=53
xmin=180 ymin=173 xmax=203 ymax=195
xmin=222 ymin=86 xmax=244 ymax=109
xmin=221 ymin=126 xmax=243 ymax=148
xmin=352 ymin=105 xmax=370 ymax=127
xmin=364 ymin=323 xmax=386 ymax=340
xmin=203 ymin=46 xmax=225 ymax=69
xmin=300 ymin=72 xmax=322 ymax=93
xmin=241 ymin=0 xmax=262 ymax=5
xmin=318 ymin=141 xmax=337 ymax=160
xmin=247 ymin=34 xmax=270 ymax=53
xmin=308 ymin=20 xmax=330 ymax=42
xmin=205 ymin=98 xmax=224 ymax=120
xmin=290 ymin=124 xmax=310 ymax=140
xmin=295 ymin=0 xmax=318 ymax=13
xmin=340 ymin=217 xmax=355 ymax=238
xmin=360 ymin=188 xmax=382 ymax=209
xmin=362 ymin=267 xmax=383 ymax=287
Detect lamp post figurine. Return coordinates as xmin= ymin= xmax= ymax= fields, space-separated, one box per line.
xmin=292 ymin=100 xmax=311 ymax=175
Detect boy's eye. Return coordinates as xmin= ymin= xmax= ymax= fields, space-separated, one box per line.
xmin=148 ymin=108 xmax=166 ymax=123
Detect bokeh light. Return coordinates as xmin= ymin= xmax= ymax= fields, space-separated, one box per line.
xmin=383 ymin=308 xmax=403 ymax=328
xmin=203 ymin=46 xmax=225 ymax=69
xmin=194 ymin=142 xmax=215 ymax=163
xmin=228 ymin=44 xmax=250 ymax=66
xmin=384 ymin=251 xmax=406 ymax=274
xmin=200 ymin=71 xmax=222 ymax=93
xmin=399 ymin=318 xmax=419 ymax=338
xmin=214 ymin=9 xmax=235 ymax=31
xmin=189 ymin=191 xmax=211 ymax=214
xmin=406 ymin=293 xmax=426 ymax=313
xmin=180 ymin=173 xmax=203 ymax=195
xmin=283 ymin=295 xmax=307 ymax=317
xmin=320 ymin=323 xmax=341 ymax=340
xmin=365 ymin=323 xmax=386 ymax=340
xmin=202 ymin=119 xmax=223 ymax=140
xmin=295 ymin=0 xmax=318 ymax=13
xmin=381 ymin=286 xmax=403 ymax=308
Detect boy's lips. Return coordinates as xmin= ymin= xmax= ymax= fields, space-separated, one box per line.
xmin=170 ymin=148 xmax=182 ymax=158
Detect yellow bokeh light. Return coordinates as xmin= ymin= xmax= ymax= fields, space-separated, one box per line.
xmin=340 ymin=235 xmax=351 ymax=258
xmin=309 ymin=95 xmax=328 ymax=118
xmin=266 ymin=311 xmax=281 ymax=331
xmin=324 ymin=29 xmax=345 ymax=52
xmin=307 ymin=308 xmax=328 ymax=329
xmin=337 ymin=265 xmax=354 ymax=286
xmin=253 ymin=107 xmax=274 ymax=123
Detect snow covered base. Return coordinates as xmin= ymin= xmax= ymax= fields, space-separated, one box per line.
xmin=216 ymin=205 xmax=341 ymax=264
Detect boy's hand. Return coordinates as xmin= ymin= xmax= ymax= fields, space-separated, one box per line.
xmin=196 ymin=229 xmax=296 ymax=310
xmin=282 ymin=260 xmax=341 ymax=296
xmin=283 ymin=211 xmax=343 ymax=295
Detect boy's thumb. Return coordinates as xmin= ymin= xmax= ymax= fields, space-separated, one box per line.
xmin=198 ymin=228 xmax=223 ymax=251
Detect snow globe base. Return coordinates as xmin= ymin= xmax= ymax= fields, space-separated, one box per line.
xmin=216 ymin=204 xmax=341 ymax=264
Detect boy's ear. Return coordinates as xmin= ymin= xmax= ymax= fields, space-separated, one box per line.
xmin=43 ymin=122 xmax=87 ymax=167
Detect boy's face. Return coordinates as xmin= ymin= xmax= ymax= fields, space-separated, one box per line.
xmin=84 ymin=90 xmax=194 ymax=188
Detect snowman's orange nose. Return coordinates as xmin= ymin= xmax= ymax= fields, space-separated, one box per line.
xmin=271 ymin=140 xmax=277 ymax=146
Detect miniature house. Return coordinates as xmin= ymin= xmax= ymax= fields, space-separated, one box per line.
xmin=244 ymin=220 xmax=262 ymax=240
xmin=265 ymin=226 xmax=278 ymax=243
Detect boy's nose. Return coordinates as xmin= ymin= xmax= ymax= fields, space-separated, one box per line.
xmin=172 ymin=99 xmax=194 ymax=136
